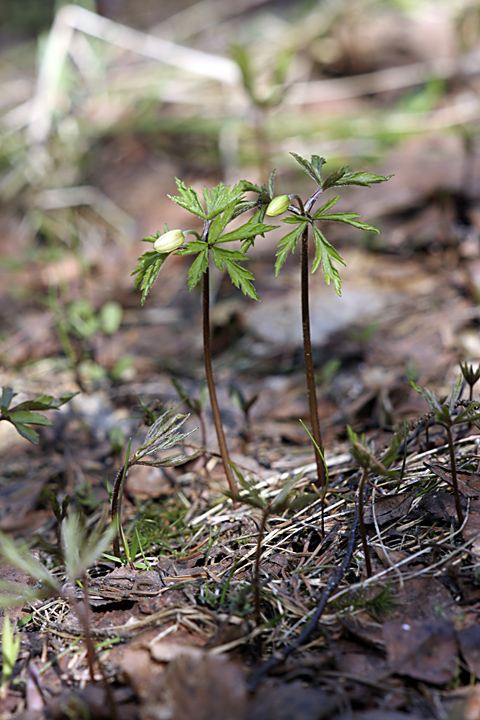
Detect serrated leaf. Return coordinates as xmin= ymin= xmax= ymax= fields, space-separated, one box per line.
xmin=168 ymin=179 xmax=206 ymax=218
xmin=322 ymin=166 xmax=349 ymax=189
xmin=312 ymin=194 xmax=340 ymax=219
xmin=203 ymin=182 xmax=244 ymax=220
xmin=11 ymin=423 xmax=40 ymax=445
xmin=268 ymin=168 xmax=276 ymax=198
xmin=211 ymin=247 xmax=259 ymax=300
xmin=8 ymin=411 xmax=52 ymax=425
xmin=331 ymin=171 xmax=393 ymax=187
xmin=311 ymin=226 xmax=344 ymax=295
xmin=319 ymin=211 xmax=381 ymax=234
xmin=132 ymin=250 xmax=170 ymax=305
xmin=215 ymin=218 xmax=275 ymax=245
xmin=186 ymin=248 xmax=209 ymax=290
xmin=290 ymin=153 xmax=326 ymax=185
xmin=0 ymin=387 xmax=15 ymax=409
xmin=274 ymin=221 xmax=307 ymax=275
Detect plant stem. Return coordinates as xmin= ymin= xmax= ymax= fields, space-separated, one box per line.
xmin=111 ymin=441 xmax=132 ymax=558
xmin=358 ymin=468 xmax=372 ymax=578
xmin=445 ymin=426 xmax=464 ymax=525
xmin=254 ymin=509 xmax=268 ymax=655
xmin=202 ymin=266 xmax=237 ymax=495
xmin=301 ymin=226 xmax=326 ymax=492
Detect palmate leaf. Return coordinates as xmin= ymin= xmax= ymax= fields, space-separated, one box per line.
xmin=312 ymin=226 xmax=345 ymax=296
xmin=203 ymin=182 xmax=245 ymax=220
xmin=274 ymin=220 xmax=307 ymax=275
xmin=131 ymin=250 xmax=170 ymax=305
xmin=168 ymin=179 xmax=206 ymax=219
xmin=212 ymin=247 xmax=259 ymax=300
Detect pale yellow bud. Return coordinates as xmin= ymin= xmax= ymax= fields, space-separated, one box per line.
xmin=266 ymin=195 xmax=290 ymax=217
xmin=153 ymin=229 xmax=185 ymax=253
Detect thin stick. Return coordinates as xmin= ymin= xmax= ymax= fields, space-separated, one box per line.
xmin=202 ymin=266 xmax=237 ymax=495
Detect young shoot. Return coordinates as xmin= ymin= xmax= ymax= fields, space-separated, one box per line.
xmin=410 ymin=374 xmax=480 ymax=526
xmin=133 ymin=179 xmax=276 ymax=495
xmin=269 ymin=154 xmax=391 ymax=493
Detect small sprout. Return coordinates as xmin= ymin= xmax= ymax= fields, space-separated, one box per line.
xmin=266 ymin=195 xmax=290 ymax=216
xmin=0 ymin=387 xmax=76 ymax=445
xmin=110 ymin=408 xmax=200 ymax=559
xmin=460 ymin=361 xmax=480 ymax=401
xmin=410 ymin=374 xmax=480 ymax=526
xmin=0 ymin=614 xmax=21 ymax=698
xmin=153 ymin=228 xmax=185 ymax=253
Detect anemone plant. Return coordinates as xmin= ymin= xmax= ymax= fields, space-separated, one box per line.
xmin=133 ymin=179 xmax=276 ymax=495
xmin=267 ymin=155 xmax=391 ymax=493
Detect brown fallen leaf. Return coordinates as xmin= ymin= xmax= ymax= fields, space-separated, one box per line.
xmin=461 ymin=499 xmax=480 ymax=554
xmin=363 ymin=492 xmax=415 ymax=525
xmin=383 ymin=619 xmax=457 ymax=684
xmin=424 ymin=462 xmax=480 ymax=497
xmin=457 ymin=623 xmax=480 ymax=677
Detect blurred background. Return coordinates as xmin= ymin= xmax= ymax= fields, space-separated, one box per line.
xmin=1 ymin=0 xmax=480 ymax=459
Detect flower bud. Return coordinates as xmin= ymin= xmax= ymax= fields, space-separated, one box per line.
xmin=153 ymin=229 xmax=185 ymax=253
xmin=266 ymin=195 xmax=290 ymax=217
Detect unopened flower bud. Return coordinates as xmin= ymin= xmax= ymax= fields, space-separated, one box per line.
xmin=153 ymin=229 xmax=185 ymax=253
xmin=266 ymin=195 xmax=290 ymax=217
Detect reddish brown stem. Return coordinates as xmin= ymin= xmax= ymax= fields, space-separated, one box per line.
xmin=358 ymin=468 xmax=372 ymax=578
xmin=202 ymin=266 xmax=237 ymax=495
xmin=301 ymin=226 xmax=326 ymax=493
xmin=445 ymin=426 xmax=464 ymax=526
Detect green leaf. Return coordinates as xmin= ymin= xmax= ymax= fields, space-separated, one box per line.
xmin=177 ymin=240 xmax=208 ymax=255
xmin=312 ymin=226 xmax=344 ymax=296
xmin=290 ymin=153 xmax=326 ymax=185
xmin=214 ymin=218 xmax=275 ymax=245
xmin=8 ymin=411 xmax=52 ymax=426
xmin=202 ymin=182 xmax=244 ymax=220
xmin=211 ymin=247 xmax=259 ymax=300
xmin=186 ymin=248 xmax=209 ymax=291
xmin=322 ymin=166 xmax=349 ymax=189
xmin=168 ymin=179 xmax=206 ymax=219
xmin=318 ymin=211 xmax=381 ymax=234
xmin=331 ymin=171 xmax=393 ymax=187
xmin=0 ymin=388 xmax=15 ymax=409
xmin=11 ymin=423 xmax=40 ymax=445
xmin=312 ymin=195 xmax=340 ymax=219
xmin=132 ymin=250 xmax=170 ymax=305
xmin=274 ymin=221 xmax=307 ymax=275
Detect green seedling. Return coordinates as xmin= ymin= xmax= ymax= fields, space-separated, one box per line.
xmin=0 ymin=386 xmax=76 ymax=445
xmin=269 ymin=154 xmax=391 ymax=492
xmin=49 ymin=291 xmax=124 ymax=389
xmin=230 ymin=41 xmax=293 ymax=179
xmin=347 ymin=426 xmax=399 ymax=578
xmin=133 ymin=179 xmax=276 ymax=495
xmin=51 ymin=492 xmax=70 ymax=551
xmin=459 ymin=361 xmax=480 ymax=401
xmin=224 ymin=464 xmax=303 ymax=653
xmin=0 ymin=512 xmax=118 ymax=712
xmin=0 ymin=614 xmax=21 ymax=699
xmin=172 ymin=378 xmax=208 ymax=453
xmin=228 ymin=383 xmax=259 ymax=445
xmin=110 ymin=408 xmax=200 ymax=558
xmin=410 ymin=374 xmax=480 ymax=526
